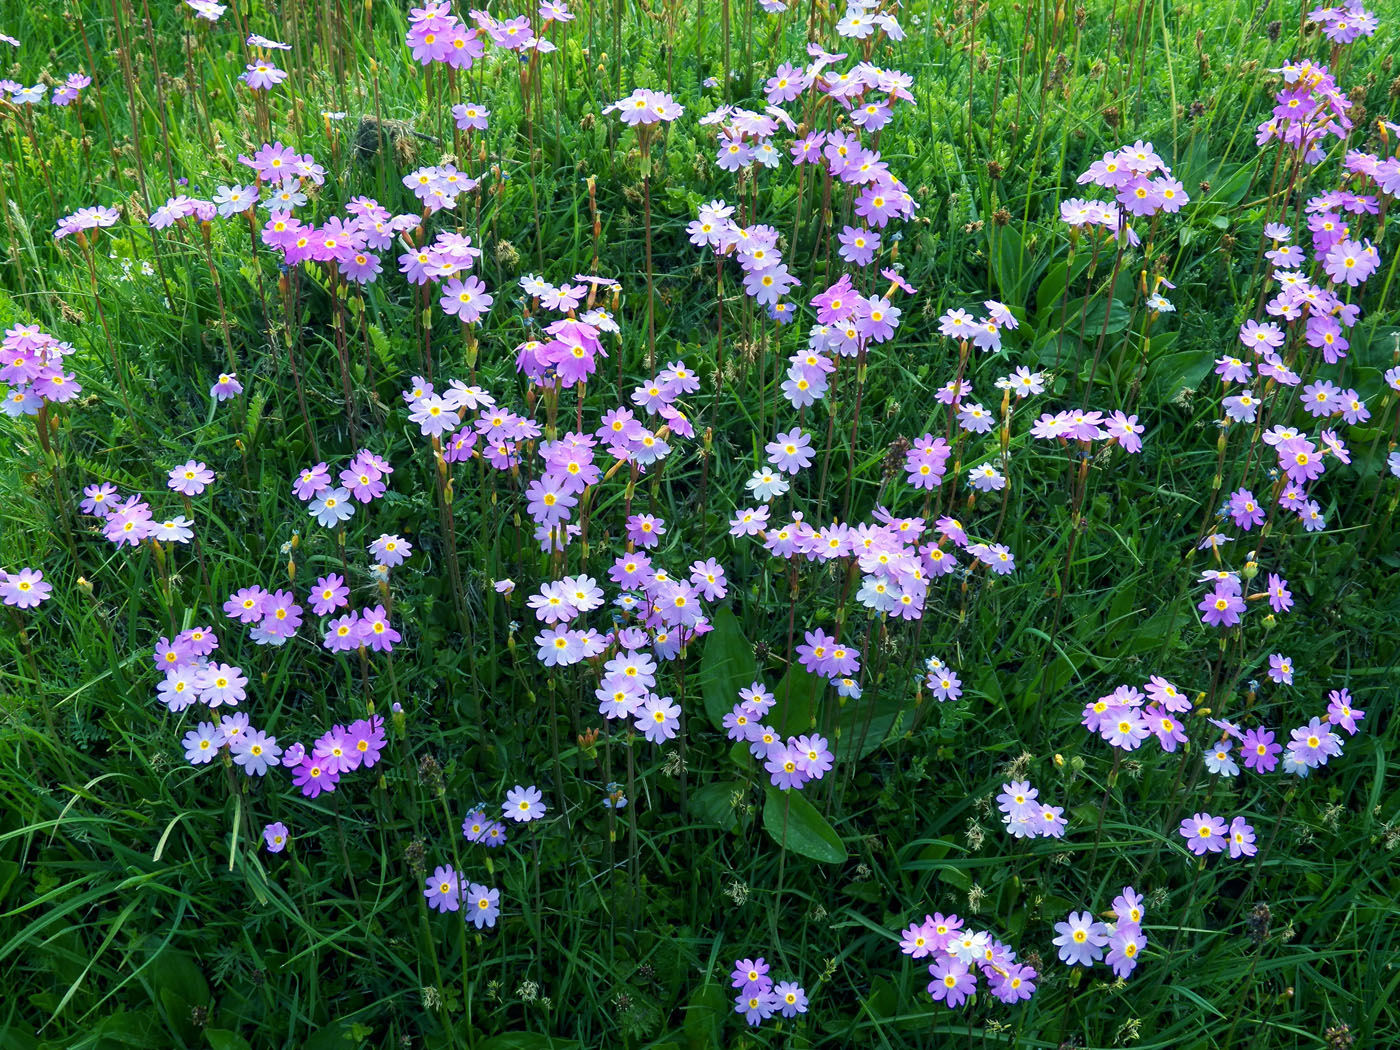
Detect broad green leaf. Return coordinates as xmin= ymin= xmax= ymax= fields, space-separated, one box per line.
xmin=698 ymin=606 xmax=758 ymax=728
xmin=833 ymin=694 xmax=906 ymax=760
xmin=207 ymin=1030 xmax=254 ymax=1050
xmin=1067 ymin=295 xmax=1133 ymax=336
xmin=682 ymin=982 xmax=727 ymax=1050
xmin=762 ymin=785 xmax=847 ymax=864
xmin=477 ymin=1035 xmax=579 ymax=1050
xmin=770 ymin=665 xmax=822 ymax=738
xmin=689 ymin=780 xmax=743 ymax=833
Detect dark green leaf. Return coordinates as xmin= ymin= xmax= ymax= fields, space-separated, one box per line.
xmin=761 ymin=785 xmax=847 ymax=864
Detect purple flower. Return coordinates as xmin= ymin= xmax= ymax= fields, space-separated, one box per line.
xmin=731 ymin=957 xmax=771 ymax=993
xmin=197 ymin=662 xmax=247 ymax=707
xmin=346 ymin=715 xmax=386 ymax=768
xmin=466 ymin=884 xmax=500 ymax=928
xmin=626 ymin=513 xmax=666 ymax=549
xmin=1241 ymin=727 xmax=1282 ymax=773
xmin=1226 ymin=488 xmax=1265 ymax=531
xmin=440 ymin=275 xmax=493 ymax=323
xmin=210 ymin=372 xmax=243 ymax=400
xmin=792 ymin=733 xmax=833 ymax=779
xmin=1326 ymin=688 xmax=1364 ymax=735
xmin=239 ymin=60 xmax=287 ymax=90
xmin=772 ymin=981 xmax=808 ymax=1017
xmin=765 ymin=743 xmax=809 ymax=791
xmin=733 ymin=989 xmax=778 ymax=1026
xmin=168 ymin=460 xmax=215 ymax=496
xmin=369 ymin=533 xmax=412 ymax=567
xmin=232 ymin=730 xmax=282 ymax=776
xmin=309 ymin=574 xmax=349 ymax=616
xmin=927 ymin=667 xmax=962 ymax=702
xmin=359 ymin=605 xmax=400 ymax=652
xmin=424 ymin=865 xmax=461 ymax=913
xmin=636 ymin=695 xmax=681 ymax=744
xmin=182 ymin=721 xmax=225 ymax=764
xmin=308 ymin=487 xmax=356 ymax=528
xmin=293 ymin=462 xmax=331 ymax=501
xmin=260 ymin=590 xmax=303 ymax=638
xmin=837 ymin=225 xmax=880 ymax=266
xmin=1267 ymin=653 xmax=1294 ymax=685
xmin=988 ymin=963 xmax=1036 ymax=1003
xmin=452 ymin=102 xmax=490 ymax=131
xmin=1227 ymin=816 xmax=1257 ymax=858
xmin=323 ymin=614 xmax=365 ymax=652
xmin=1052 ymin=911 xmax=1108 ymax=966
xmin=1 ymin=567 xmax=52 ymax=609
xmin=1179 ymin=812 xmax=1227 ymax=855
xmin=927 ymin=958 xmax=976 ymax=1007
xmin=1287 ymin=717 xmax=1343 ymax=768
xmin=1199 ymin=585 xmax=1245 ymax=627
xmin=262 ymin=822 xmax=289 ymax=853
xmin=1105 ymin=924 xmax=1146 ymax=978
xmin=765 ymin=428 xmax=814 ymax=475
xmin=503 ymin=784 xmax=546 ymax=823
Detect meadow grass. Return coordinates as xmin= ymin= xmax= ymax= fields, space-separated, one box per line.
xmin=0 ymin=1 xmax=1398 ymax=1048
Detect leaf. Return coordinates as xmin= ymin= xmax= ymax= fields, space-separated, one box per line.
xmin=146 ymin=945 xmax=210 ymax=1009
xmin=1205 ymin=161 xmax=1255 ymax=207
xmin=0 ymin=859 xmax=19 ymax=902
xmin=697 ymin=606 xmax=758 ymax=728
xmin=1067 ymin=295 xmax=1133 ymax=336
xmin=689 ymin=780 xmax=742 ymax=833
xmin=207 ymin=1031 xmax=254 ymax=1050
xmin=863 ymin=976 xmax=899 ymax=1019
xmin=833 ymin=695 xmax=906 ymax=760
xmin=1035 ymin=259 xmax=1069 ymax=319
xmin=682 ymin=983 xmax=727 ymax=1050
xmin=477 ymin=1035 xmax=579 ymax=1050
xmin=1033 ymin=251 xmax=1093 ymax=319
xmin=1146 ymin=348 xmax=1212 ymax=399
xmin=159 ymin=987 xmax=198 ymax=1045
xmin=988 ymin=225 xmax=1036 ymax=303
xmin=770 ymin=665 xmax=822 ymax=739
xmin=762 ymin=785 xmax=847 ymax=864
xmin=302 ymin=1022 xmax=364 ymax=1050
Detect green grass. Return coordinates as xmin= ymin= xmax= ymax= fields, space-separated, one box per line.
xmin=0 ymin=1 xmax=1398 ymax=1048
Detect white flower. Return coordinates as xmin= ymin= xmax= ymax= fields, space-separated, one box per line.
xmin=745 ymin=469 xmax=790 ymax=501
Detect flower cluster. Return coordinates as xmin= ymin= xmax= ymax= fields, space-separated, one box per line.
xmin=1 ymin=323 xmax=81 ymax=416
xmin=423 ymin=865 xmax=502 ymax=929
xmin=1083 ymin=677 xmax=1194 ymax=753
xmin=899 ymin=912 xmax=1037 ymax=1007
xmin=283 ymin=716 xmax=388 ymax=797
xmin=996 ymin=780 xmax=1067 ymax=839
xmin=719 ymin=682 xmax=835 ymax=789
xmin=605 ymin=87 xmax=684 ymax=126
xmin=1068 ymin=139 xmax=1189 ymax=242
xmin=1306 ymin=1 xmax=1378 ymax=43
xmin=729 ymin=957 xmax=807 ymax=1026
xmin=294 ymin=448 xmax=395 ymax=525
xmin=0 ymin=71 xmax=90 ymax=107
xmin=78 ymin=478 xmax=198 ymax=548
xmin=54 ymin=204 xmax=120 ymax=241
xmin=1052 ymin=888 xmax=1147 ymax=978
xmin=1178 ymin=813 xmax=1257 ymax=859
xmin=404 ymin=2 xmax=487 ymax=69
